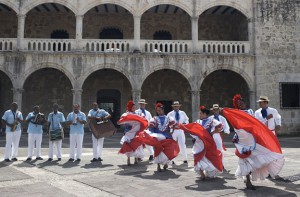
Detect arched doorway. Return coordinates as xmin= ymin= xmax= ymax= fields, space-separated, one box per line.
xmin=25 ymin=3 xmax=75 ymax=38
xmin=0 ymin=3 xmax=17 ymax=38
xmin=82 ymin=69 xmax=132 ymax=123
xmin=22 ymin=68 xmax=73 ymax=117
xmin=200 ymin=69 xmax=250 ymax=108
xmin=0 ymin=71 xmax=13 ymax=118
xmin=198 ymin=6 xmax=248 ymax=41
xmin=141 ymin=69 xmax=191 ymax=117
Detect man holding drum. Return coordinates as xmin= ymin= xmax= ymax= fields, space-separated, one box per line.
xmin=48 ymin=103 xmax=65 ymax=161
xmin=88 ymin=102 xmax=111 ymax=162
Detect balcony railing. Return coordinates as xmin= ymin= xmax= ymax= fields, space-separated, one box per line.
xmin=83 ymin=39 xmax=132 ymax=52
xmin=1 ymin=38 xmax=251 ymax=55
xmin=23 ymin=39 xmax=74 ymax=52
xmin=0 ymin=38 xmax=17 ymax=51
xmin=141 ymin=40 xmax=192 ymax=53
xmin=199 ymin=41 xmax=250 ymax=54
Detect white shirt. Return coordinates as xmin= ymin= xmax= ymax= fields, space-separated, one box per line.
xmin=167 ymin=110 xmax=189 ymax=124
xmin=135 ymin=108 xmax=152 ymax=122
xmin=211 ymin=115 xmax=230 ymax=134
xmin=255 ymin=107 xmax=281 ymax=131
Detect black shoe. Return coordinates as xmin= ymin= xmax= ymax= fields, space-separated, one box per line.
xmin=98 ymin=157 xmax=103 ymax=162
xmin=4 ymin=159 xmax=11 ymax=162
xmin=48 ymin=158 xmax=53 ymax=161
xmin=91 ymin=158 xmax=98 ymax=162
xmin=149 ymin=155 xmax=154 ymax=161
xmin=138 ymin=158 xmax=142 ymax=162
xmin=76 ymin=159 xmax=81 ymax=162
xmin=57 ymin=158 xmax=61 ymax=161
xmin=183 ymin=160 xmax=188 ymax=164
xmin=11 ymin=158 xmax=18 ymax=161
xmin=68 ymin=158 xmax=74 ymax=162
xmin=36 ymin=157 xmax=43 ymax=160
xmin=26 ymin=158 xmax=32 ymax=161
xmin=172 ymin=161 xmax=176 ymax=165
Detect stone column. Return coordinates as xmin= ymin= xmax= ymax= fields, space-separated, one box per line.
xmin=133 ymin=15 xmax=141 ymax=52
xmin=12 ymin=88 xmax=24 ymax=111
xmin=17 ymin=14 xmax=26 ymax=50
xmin=191 ymin=16 xmax=199 ymax=53
xmin=190 ymin=90 xmax=201 ymax=122
xmin=72 ymin=89 xmax=83 ymax=107
xmin=132 ymin=89 xmax=142 ymax=109
xmin=76 ymin=15 xmax=84 ymax=40
xmin=248 ymin=19 xmax=254 ymax=54
xmin=249 ymin=90 xmax=256 ymax=110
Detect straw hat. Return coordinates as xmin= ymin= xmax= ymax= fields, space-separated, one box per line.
xmin=256 ymin=96 xmax=270 ymax=102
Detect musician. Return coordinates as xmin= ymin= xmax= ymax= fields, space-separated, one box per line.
xmin=26 ymin=105 xmax=47 ymax=161
xmin=66 ymin=104 xmax=87 ymax=162
xmin=47 ymin=103 xmax=65 ymax=161
xmin=1 ymin=102 xmax=23 ymax=162
xmin=88 ymin=102 xmax=111 ymax=162
xmin=135 ymin=99 xmax=154 ymax=161
xmin=167 ymin=101 xmax=189 ymax=165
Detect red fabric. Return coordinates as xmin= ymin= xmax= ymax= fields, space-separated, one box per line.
xmin=117 ymin=114 xmax=148 ymax=131
xmin=155 ymin=103 xmax=163 ymax=110
xmin=222 ymin=108 xmax=282 ymax=154
xmin=138 ymin=132 xmax=180 ymax=160
xmin=179 ymin=123 xmax=223 ymax=172
xmin=119 ymin=137 xmax=143 ymax=154
xmin=194 ymin=149 xmax=206 ymax=166
xmin=235 ymin=149 xmax=251 ymax=159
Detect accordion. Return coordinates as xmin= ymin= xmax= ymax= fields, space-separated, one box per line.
xmin=33 ymin=113 xmax=46 ymax=125
xmin=89 ymin=119 xmax=116 ymax=139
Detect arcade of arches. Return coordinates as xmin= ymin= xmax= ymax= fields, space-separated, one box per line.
xmin=0 ymin=71 xmax=13 ymax=117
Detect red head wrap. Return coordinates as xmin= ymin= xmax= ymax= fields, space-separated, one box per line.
xmin=155 ymin=103 xmax=164 ymax=110
xmin=199 ymin=106 xmax=210 ymax=114
xmin=233 ymin=94 xmax=243 ymax=109
xmin=126 ymin=100 xmax=135 ymax=111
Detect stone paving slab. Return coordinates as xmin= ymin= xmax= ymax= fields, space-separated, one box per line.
xmin=0 ymin=182 xmax=74 ymax=197
xmin=0 ymin=162 xmax=32 ymax=182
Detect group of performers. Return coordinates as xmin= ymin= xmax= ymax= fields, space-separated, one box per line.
xmin=1 ymin=94 xmax=284 ymax=190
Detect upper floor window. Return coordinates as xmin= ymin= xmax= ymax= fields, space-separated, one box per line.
xmin=153 ymin=31 xmax=172 ymax=40
xmin=280 ymin=83 xmax=300 ymax=108
xmin=51 ymin=30 xmax=69 ymax=39
xmin=99 ymin=27 xmax=123 ymax=39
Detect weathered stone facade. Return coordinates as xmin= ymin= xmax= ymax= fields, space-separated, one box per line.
xmin=0 ymin=0 xmax=299 ymax=134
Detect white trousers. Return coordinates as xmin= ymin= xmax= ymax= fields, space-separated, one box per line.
xmin=48 ymin=140 xmax=62 ymax=159
xmin=5 ymin=130 xmax=21 ymax=159
xmin=146 ymin=145 xmax=154 ymax=155
xmin=92 ymin=134 xmax=104 ymax=159
xmin=172 ymin=129 xmax=188 ymax=161
xmin=69 ymin=133 xmax=84 ymax=159
xmin=213 ymin=133 xmax=224 ymax=164
xmin=28 ymin=133 xmax=43 ymax=158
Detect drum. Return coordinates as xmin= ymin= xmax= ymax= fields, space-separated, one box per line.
xmin=50 ymin=128 xmax=63 ymax=141
xmin=89 ymin=119 xmax=116 ymax=139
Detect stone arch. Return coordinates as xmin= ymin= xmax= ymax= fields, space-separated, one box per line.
xmin=139 ymin=1 xmax=192 ymax=17
xmin=21 ymin=63 xmax=75 ymax=89
xmin=197 ymin=1 xmax=251 ymax=19
xmin=0 ymin=0 xmax=19 ymax=13
xmin=141 ymin=64 xmax=194 ymax=90
xmin=200 ymin=66 xmax=253 ymax=91
xmin=0 ymin=67 xmax=16 ymax=87
xmin=79 ymin=64 xmax=133 ymax=89
xmin=80 ymin=0 xmax=135 ymax=16
xmin=0 ymin=69 xmax=14 ymax=116
xmin=21 ymin=0 xmax=77 ymax=15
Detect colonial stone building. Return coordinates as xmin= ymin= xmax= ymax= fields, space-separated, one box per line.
xmin=0 ymin=0 xmax=299 ymax=133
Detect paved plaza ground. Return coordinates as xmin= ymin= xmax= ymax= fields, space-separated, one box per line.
xmin=0 ymin=131 xmax=299 ymax=197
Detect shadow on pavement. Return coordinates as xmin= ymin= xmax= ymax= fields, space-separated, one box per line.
xmin=134 ymin=169 xmax=181 ymax=180
xmin=241 ymin=186 xmax=297 ymax=197
xmin=185 ymin=177 xmax=236 ymax=191
xmin=270 ymin=176 xmax=300 ymax=192
xmin=81 ymin=162 xmax=113 ymax=169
